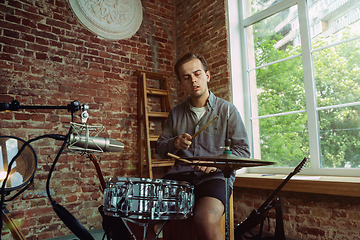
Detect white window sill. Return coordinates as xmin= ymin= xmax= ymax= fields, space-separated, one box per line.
xmin=234 ymin=173 xmax=360 ymax=197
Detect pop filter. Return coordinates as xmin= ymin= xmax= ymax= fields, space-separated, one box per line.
xmin=0 ymin=136 xmax=37 ymax=194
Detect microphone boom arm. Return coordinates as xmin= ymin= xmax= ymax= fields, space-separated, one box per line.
xmin=1 ymin=100 xmax=86 ymax=113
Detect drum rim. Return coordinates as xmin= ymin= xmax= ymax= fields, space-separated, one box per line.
xmin=108 ymin=177 xmax=194 ymax=187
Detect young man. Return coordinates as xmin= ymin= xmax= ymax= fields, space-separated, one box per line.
xmin=156 ymin=53 xmax=250 ymax=240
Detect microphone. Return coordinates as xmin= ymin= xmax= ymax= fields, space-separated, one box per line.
xmin=66 ymin=121 xmax=124 ymax=154
xmin=68 ymin=134 xmax=124 ymax=153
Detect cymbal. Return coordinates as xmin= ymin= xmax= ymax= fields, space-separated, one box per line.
xmin=181 ymin=153 xmax=275 ymax=177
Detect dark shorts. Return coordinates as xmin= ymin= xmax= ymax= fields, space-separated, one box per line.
xmin=193 ymin=179 xmax=231 ymax=208
xmin=162 ymin=173 xmax=232 ymax=207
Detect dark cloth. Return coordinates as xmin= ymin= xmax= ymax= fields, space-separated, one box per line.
xmin=194 ymin=178 xmax=231 ymax=208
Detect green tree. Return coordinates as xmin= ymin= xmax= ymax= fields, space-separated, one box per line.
xmin=314 ymin=31 xmax=360 ymax=168
xmin=254 ymin=34 xmax=307 ymax=167
xmin=254 ymin=26 xmax=360 ymax=168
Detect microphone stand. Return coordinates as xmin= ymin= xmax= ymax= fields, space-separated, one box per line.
xmin=0 ymin=100 xmax=95 ymax=240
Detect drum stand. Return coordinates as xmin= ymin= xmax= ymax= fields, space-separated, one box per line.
xmin=89 ymin=154 xmax=167 ymax=240
xmin=121 ymin=217 xmax=167 ymax=240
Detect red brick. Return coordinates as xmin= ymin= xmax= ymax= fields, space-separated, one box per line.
xmin=23 ymin=4 xmax=38 ymax=14
xmin=4 ymin=28 xmax=20 ymax=39
xmin=52 ymin=26 xmax=65 ymax=35
xmin=0 ymin=36 xmax=26 ymax=48
xmin=59 ymin=35 xmax=83 ymax=45
xmin=8 ymin=0 xmax=23 ymax=9
xmin=83 ymin=55 xmax=104 ymax=64
xmin=50 ymin=56 xmax=62 ymax=62
xmin=5 ymin=14 xmax=21 ymax=24
xmin=46 ymin=18 xmax=71 ymax=30
xmin=25 ymin=207 xmax=53 ymax=218
xmin=84 ymin=41 xmax=105 ymax=51
xmin=35 ymin=52 xmax=48 ymax=60
xmin=55 ymin=0 xmax=67 ymax=8
xmin=15 ymin=9 xmax=44 ymax=22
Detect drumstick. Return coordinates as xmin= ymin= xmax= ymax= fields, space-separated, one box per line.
xmin=167 ymin=153 xmax=192 ymax=164
xmin=192 ymin=115 xmax=219 ymax=140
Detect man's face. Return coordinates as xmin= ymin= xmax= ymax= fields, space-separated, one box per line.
xmin=178 ymin=58 xmax=210 ymax=100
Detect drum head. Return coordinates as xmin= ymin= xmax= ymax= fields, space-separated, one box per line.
xmin=0 ymin=136 xmax=38 ymax=192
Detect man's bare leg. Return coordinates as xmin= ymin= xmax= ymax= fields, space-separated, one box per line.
xmin=194 ymin=196 xmax=224 ymax=240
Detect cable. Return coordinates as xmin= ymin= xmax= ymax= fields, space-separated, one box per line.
xmin=45 ymin=130 xmax=72 ymax=204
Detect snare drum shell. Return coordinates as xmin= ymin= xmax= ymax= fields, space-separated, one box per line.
xmin=103 ymin=177 xmax=194 ymax=220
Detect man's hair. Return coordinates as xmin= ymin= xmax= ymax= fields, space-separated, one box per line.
xmin=174 ymin=53 xmax=209 ymax=81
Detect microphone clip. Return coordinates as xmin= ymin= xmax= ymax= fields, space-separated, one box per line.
xmin=66 ymin=122 xmax=106 ymax=155
xmin=80 ymin=106 xmax=89 ymax=124
xmin=65 ymin=105 xmax=124 ymax=154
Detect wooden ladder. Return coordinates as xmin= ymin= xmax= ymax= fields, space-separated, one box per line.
xmin=135 ymin=69 xmax=175 ymax=178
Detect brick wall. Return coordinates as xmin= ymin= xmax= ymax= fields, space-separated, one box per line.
xmin=0 ymin=0 xmax=176 ymax=239
xmin=175 ymin=0 xmax=231 ymax=102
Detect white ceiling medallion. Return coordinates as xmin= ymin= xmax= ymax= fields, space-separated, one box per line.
xmin=69 ymin=0 xmax=143 ymax=40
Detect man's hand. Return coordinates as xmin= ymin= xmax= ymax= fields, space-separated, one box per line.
xmin=174 ymin=133 xmax=192 ymax=150
xmin=173 ymin=133 xmax=217 ymax=174
xmin=191 ymin=160 xmax=217 ymax=174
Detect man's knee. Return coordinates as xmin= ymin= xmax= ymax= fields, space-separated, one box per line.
xmin=194 ymin=211 xmax=222 ymax=227
xmin=194 ymin=197 xmax=224 ymax=225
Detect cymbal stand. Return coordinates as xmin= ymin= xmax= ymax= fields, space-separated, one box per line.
xmin=223 ymin=105 xmax=234 ymax=240
xmin=222 ymin=158 xmax=236 ymax=240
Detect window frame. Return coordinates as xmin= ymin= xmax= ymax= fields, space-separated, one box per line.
xmin=227 ymin=0 xmax=360 ymax=177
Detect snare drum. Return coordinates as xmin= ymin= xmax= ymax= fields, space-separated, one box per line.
xmin=103 ymin=177 xmax=194 ymax=220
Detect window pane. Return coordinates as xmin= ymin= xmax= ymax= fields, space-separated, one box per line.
xmin=252 ymin=56 xmax=306 ymax=117
xmin=246 ymin=5 xmax=301 ymax=68
xmin=309 ymin=0 xmax=360 ymax=46
xmin=245 ymin=0 xmax=285 ymax=18
xmin=313 ymin=38 xmax=360 ymax=107
xmin=319 ymin=106 xmax=360 ymax=168
xmin=253 ymin=113 xmax=309 ymax=167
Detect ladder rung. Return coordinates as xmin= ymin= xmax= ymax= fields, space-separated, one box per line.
xmin=148 ymin=111 xmax=169 ymax=118
xmin=149 ymin=135 xmax=159 ymax=141
xmin=147 ymin=88 xmax=168 ymax=96
xmin=134 ymin=69 xmax=169 ymax=80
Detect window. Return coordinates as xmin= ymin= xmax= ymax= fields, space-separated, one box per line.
xmin=228 ymin=0 xmax=360 ymax=176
